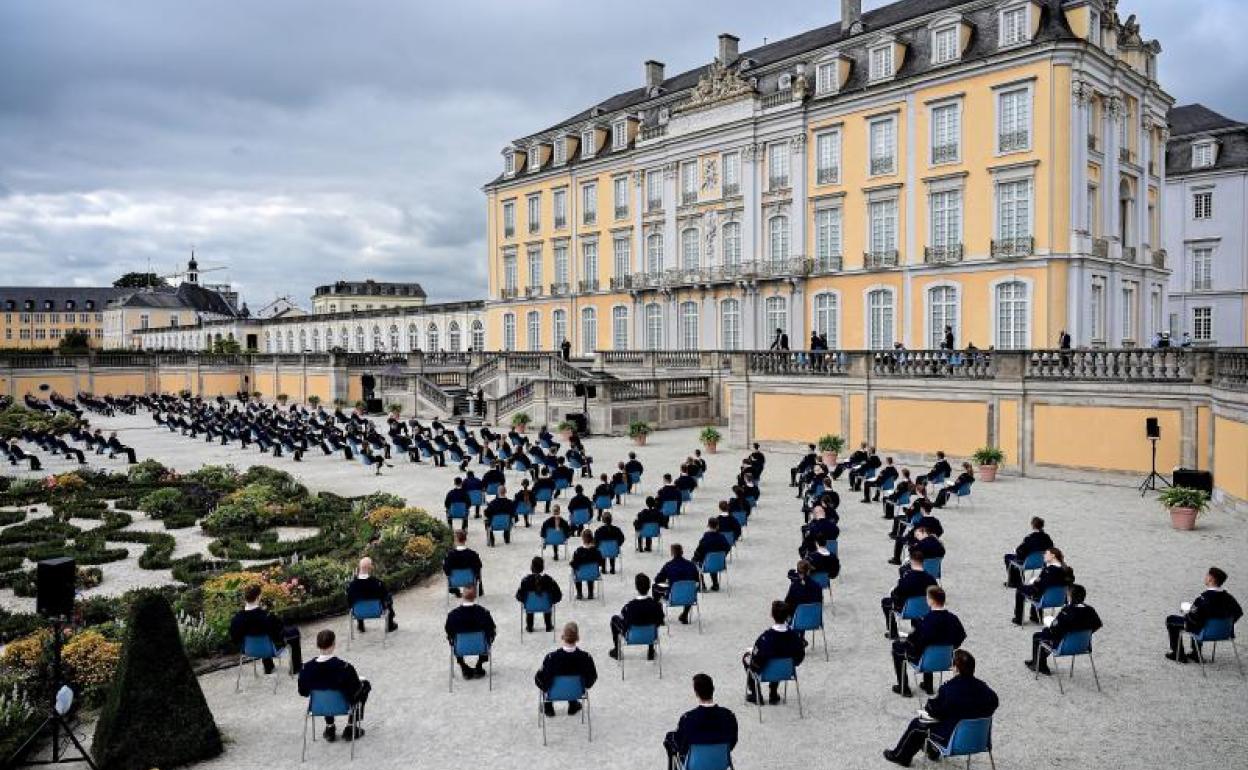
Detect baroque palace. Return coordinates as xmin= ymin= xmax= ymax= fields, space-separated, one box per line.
xmin=484 ymin=0 xmax=1171 ymax=353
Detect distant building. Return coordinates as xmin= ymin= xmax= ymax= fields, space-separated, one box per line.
xmin=311 ymin=280 xmax=427 ymax=314
xmin=0 ymin=287 xmax=128 ymax=349
xmin=102 ymin=259 xmax=242 ymax=349
xmin=1164 ymin=104 xmax=1248 ymax=346
xmin=253 ymin=297 xmax=307 ymax=320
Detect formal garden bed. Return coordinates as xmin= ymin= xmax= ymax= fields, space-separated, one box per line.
xmin=0 ymin=460 xmax=450 ymax=762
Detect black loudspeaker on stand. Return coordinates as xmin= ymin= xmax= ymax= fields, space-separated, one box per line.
xmin=1139 ymin=417 xmax=1170 ymax=496
xmin=10 ymin=558 xmax=99 ymax=769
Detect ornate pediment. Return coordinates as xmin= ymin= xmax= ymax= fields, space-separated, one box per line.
xmin=682 ymin=59 xmax=756 ymax=113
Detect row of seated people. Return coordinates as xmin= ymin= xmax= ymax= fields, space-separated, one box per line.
xmin=74 ymin=391 xmax=140 ymax=416
xmin=793 ymin=442 xmax=973 ymax=510
xmin=3 ymin=423 xmax=139 ymax=469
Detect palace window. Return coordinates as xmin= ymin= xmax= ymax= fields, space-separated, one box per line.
xmin=765 ymin=296 xmax=787 ymax=337
xmin=996 ymin=179 xmax=1032 ymax=242
xmin=580 ymin=307 xmax=597 ymax=354
xmin=613 ymin=237 xmax=631 ymax=279
xmin=931 ymin=102 xmax=960 ymax=164
xmin=502 ymin=250 xmax=518 ymax=292
xmin=1121 ymin=282 xmax=1138 ymax=343
xmin=502 ymin=201 xmax=515 ymax=237
xmin=678 ymin=301 xmax=699 ymax=351
xmin=681 ymin=227 xmax=700 ymax=269
xmin=867 ymin=289 xmax=894 ymax=349
xmin=722 ymin=152 xmax=741 ymax=196
xmin=929 ymin=190 xmax=962 ymax=249
xmin=426 ymin=323 xmax=439 ymax=351
xmin=722 ymin=222 xmax=742 ymax=266
xmin=768 ymin=142 xmax=790 ymax=190
xmin=999 ymin=5 xmax=1029 ymax=47
xmin=526 ymin=311 xmax=541 ymax=352
xmin=813 ymin=293 xmax=839 ymax=348
xmin=768 ymin=216 xmax=790 ymax=263
xmin=928 ymin=285 xmax=959 ymax=349
xmin=997 ymin=87 xmax=1032 ymax=153
xmin=644 ymin=304 xmax=663 ymax=350
xmin=529 ymin=145 xmax=542 ymax=172
xmin=1193 ymin=191 xmax=1213 ymax=220
xmin=869 ymin=117 xmax=896 ymax=175
xmin=816 ymin=129 xmax=841 ymax=184
xmin=527 ymin=246 xmax=542 ymax=289
xmin=471 ymin=320 xmax=485 ymax=351
xmin=503 ymin=314 xmax=516 ymax=351
xmin=581 ymin=182 xmax=598 ymax=225
xmin=614 ymin=176 xmax=629 ymax=219
xmin=815 ymin=208 xmax=842 ymax=269
xmin=527 ymin=195 xmax=541 ymax=233
xmin=932 ymin=25 xmax=959 ymax=64
xmin=552 ymin=309 xmax=567 ymax=348
xmin=581 ymin=129 xmax=596 ymax=159
xmin=554 ymin=245 xmax=569 ymax=285
xmin=553 ymin=137 xmax=566 ymax=166
xmin=612 ymin=120 xmax=628 ymax=150
xmin=1192 ymin=141 xmax=1216 ymax=169
xmin=815 ymin=59 xmax=838 ymax=95
xmin=720 ymin=299 xmax=741 ymax=350
xmin=612 ymin=306 xmax=629 ymax=350
xmin=553 ymin=189 xmax=567 ymax=229
xmin=869 ymin=198 xmax=898 ymax=256
xmin=449 ymin=322 xmax=461 ymax=351
xmin=869 ymin=44 xmax=894 ymax=82
xmin=647 ymin=170 xmax=664 ymax=211
xmin=1191 ymin=247 xmax=1213 ymax=291
xmin=504 ymin=150 xmax=515 ymax=176
xmin=646 ymin=233 xmax=664 ymax=273
xmin=996 ymin=281 xmax=1029 ymax=349
xmin=582 ymin=241 xmax=599 ymax=285
xmin=681 ymin=161 xmax=698 ymax=204
xmin=1193 ymin=306 xmax=1212 ymax=341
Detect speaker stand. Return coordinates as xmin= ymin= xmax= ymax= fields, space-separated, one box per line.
xmin=1138 ymin=437 xmax=1170 ymax=496
xmin=9 ymin=621 xmax=99 ymax=769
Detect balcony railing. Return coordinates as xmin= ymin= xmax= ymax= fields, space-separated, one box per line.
xmin=639 ymin=124 xmax=667 ymax=141
xmin=1215 ymin=349 xmax=1248 ymax=391
xmin=1025 ymin=349 xmax=1190 ymax=382
xmin=767 ymin=176 xmax=790 ymax=192
xmin=722 ymin=183 xmax=740 ymax=197
xmin=761 ymin=89 xmax=793 ymax=108
xmin=549 ymin=282 xmax=570 ymax=297
xmin=614 ymin=206 xmax=629 ymax=220
xmin=578 ymin=279 xmax=599 ymax=293
xmin=864 ymin=250 xmax=899 ymax=269
xmin=503 ymin=226 xmax=515 ymax=238
xmin=748 ymin=351 xmax=847 ymax=376
xmin=1152 ymin=248 xmax=1167 ymax=269
xmin=870 ymin=156 xmax=895 ymax=176
xmin=1119 ymin=147 xmax=1134 ymax=164
xmin=609 ymin=275 xmax=632 ymax=291
xmin=810 ymin=254 xmax=843 ymax=274
xmin=528 ymin=221 xmax=540 ymax=234
xmin=873 ymin=349 xmax=995 ymax=379
xmin=998 ymin=131 xmax=1029 ymax=153
xmin=525 ymin=286 xmax=543 ymax=298
xmin=924 ymin=244 xmax=964 ymax=264
xmin=681 ymin=191 xmax=697 ymax=206
xmin=1091 ymin=238 xmax=1109 ymax=259
xmin=991 ymin=237 xmax=1034 ymax=259
xmin=582 ymin=212 xmax=597 ymax=226
xmin=554 ymin=216 xmax=566 ymax=229
xmin=931 ymin=144 xmax=959 ymax=164
xmin=817 ymin=167 xmax=840 ymax=185
xmin=646 ymin=200 xmax=664 ymax=214
xmin=500 ymin=287 xmax=519 ymax=300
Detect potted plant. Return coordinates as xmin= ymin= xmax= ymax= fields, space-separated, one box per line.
xmin=250 ymin=391 xmax=262 ymax=400
xmin=556 ymin=420 xmax=576 ymax=439
xmin=178 ymin=388 xmax=192 ymax=399
xmin=387 ymin=402 xmax=402 ymax=418
xmin=972 ymin=446 xmax=1005 ymax=482
xmin=1159 ymin=486 xmax=1209 ymax=531
xmin=700 ymin=426 xmax=722 ymax=453
xmin=276 ymin=393 xmax=289 ymax=405
xmin=353 ymin=399 xmax=367 ymax=415
xmin=817 ymin=434 xmax=845 ymax=465
xmin=629 ymin=420 xmax=652 ymax=446
xmin=511 ymin=412 xmax=532 ymax=433
xmin=307 ymin=395 xmax=321 ymax=408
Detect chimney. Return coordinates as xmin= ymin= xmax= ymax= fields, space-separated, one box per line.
xmin=841 ymin=0 xmax=863 ymax=35
xmin=645 ymin=60 xmax=665 ymax=89
xmin=718 ymin=33 xmax=739 ymax=65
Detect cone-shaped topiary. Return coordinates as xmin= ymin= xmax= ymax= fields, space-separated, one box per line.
xmin=92 ymin=592 xmax=222 ymax=770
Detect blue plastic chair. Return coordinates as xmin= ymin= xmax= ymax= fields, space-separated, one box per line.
xmin=810 ymin=571 xmax=832 ymax=604
xmin=568 ymin=506 xmax=592 ymax=530
xmin=570 ymin=563 xmax=604 ymax=602
xmin=236 ymin=634 xmax=285 ymax=693
xmin=539 ymin=675 xmax=591 ymax=745
xmin=541 ymin=527 xmax=568 ymax=558
xmin=520 ymin=592 xmax=556 ymax=641
xmin=666 ymin=579 xmax=702 ymax=633
xmin=923 ymin=557 xmax=944 ymax=581
xmin=554 ymin=477 xmax=570 ymax=493
xmin=636 ymin=521 xmax=662 ymax=552
xmin=303 ymin=689 xmax=360 ymax=761
xmin=700 ymin=551 xmax=729 ymax=593
xmin=567 ymin=456 xmax=582 ymax=470
xmin=1009 ymin=551 xmax=1045 ymax=584
xmin=881 ymin=477 xmax=896 ymax=493
xmin=1186 ymin=617 xmax=1243 ymax=678
xmin=613 ymin=481 xmax=628 ymax=499
xmin=1038 ymin=630 xmax=1100 ymax=693
xmin=680 ymin=488 xmax=693 ymax=503
xmin=446 ymin=568 xmax=478 ymax=606
xmin=677 ymin=743 xmax=733 ymax=770
xmin=447 ymin=501 xmax=469 ymax=527
xmin=894 ymin=594 xmax=930 ymax=635
xmin=515 ymin=500 xmax=533 ymax=520
xmin=598 ymin=539 xmax=622 ymax=573
xmin=790 ymin=602 xmax=828 ymax=661
xmin=953 ymin=479 xmax=974 ymax=505
xmin=485 ymin=482 xmax=500 ymax=498
xmin=1027 ymin=585 xmax=1068 ymax=625
xmin=751 ymin=657 xmax=801 ymax=721
xmin=926 ymin=717 xmax=995 ymax=769
xmin=617 ymin=624 xmax=661 ymax=679
xmin=661 ymin=499 xmax=680 ymax=519
xmin=468 ymin=488 xmax=484 ymax=510
xmin=906 ymin=644 xmax=955 ymax=692
xmin=594 ymin=495 xmax=612 ymax=514
xmin=348 ymin=599 xmax=388 ymax=647
xmin=535 ymin=487 xmax=554 ymax=505
xmin=449 ymin=631 xmax=492 ymax=692
xmin=489 ymin=513 xmax=514 ymax=543
xmin=628 ymin=471 xmax=642 ymax=489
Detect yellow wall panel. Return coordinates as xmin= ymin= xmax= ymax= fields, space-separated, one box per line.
xmin=202 ymin=373 xmax=243 ymax=398
xmin=158 ymin=372 xmax=189 ymax=395
xmin=13 ymin=374 xmax=77 ymax=398
xmin=1033 ymin=404 xmax=1180 ymax=473
xmin=1197 ymin=406 xmax=1212 ymax=471
xmin=305 ymin=374 xmax=332 ymax=404
xmin=876 ymin=398 xmax=988 ymax=458
xmin=279 ymin=372 xmax=304 ymax=400
xmin=347 ymin=376 xmax=363 ymax=404
xmin=1214 ymin=416 xmax=1248 ymax=501
xmin=849 ymin=393 xmax=866 ymax=446
xmin=91 ymin=373 xmax=147 ymax=396
xmin=752 ymin=394 xmax=841 ymax=443
xmin=999 ymin=399 xmax=1019 ymax=467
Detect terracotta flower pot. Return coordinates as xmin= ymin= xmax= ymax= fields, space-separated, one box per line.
xmin=1169 ymin=506 xmax=1198 ymax=531
xmin=560 ymin=430 xmax=573 ymax=440
xmin=514 ymin=424 xmax=528 ymax=433
xmin=633 ymin=435 xmax=648 ymax=446
xmin=703 ymin=441 xmax=718 ymax=454
xmin=977 ymin=464 xmax=998 ymax=482
xmin=822 ymin=451 xmax=838 ymax=466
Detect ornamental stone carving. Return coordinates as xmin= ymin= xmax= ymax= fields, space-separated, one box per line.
xmin=632 ymin=170 xmax=644 ymax=188
xmin=702 ymin=157 xmax=719 ymax=190
xmin=1071 ymin=80 xmax=1093 ymax=104
xmin=683 ymin=59 xmax=756 ymax=112
xmin=789 ymin=133 xmax=808 ymax=155
xmin=663 ymin=162 xmax=677 ymax=179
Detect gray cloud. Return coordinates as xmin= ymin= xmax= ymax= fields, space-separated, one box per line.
xmin=0 ymin=0 xmax=1244 ymax=305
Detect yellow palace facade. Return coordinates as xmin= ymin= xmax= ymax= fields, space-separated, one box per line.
xmin=483 ymin=0 xmax=1171 ymax=353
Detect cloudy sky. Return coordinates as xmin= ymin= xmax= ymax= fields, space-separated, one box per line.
xmin=1 ymin=0 xmax=1244 ymax=307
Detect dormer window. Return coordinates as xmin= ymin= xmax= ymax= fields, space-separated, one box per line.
xmin=581 ymin=129 xmax=596 ymax=159
xmin=612 ymin=120 xmax=628 ymax=151
xmin=868 ymin=43 xmax=894 ymax=82
xmin=553 ymin=136 xmax=567 ymax=165
xmin=529 ymin=145 xmax=542 ymax=172
xmin=1192 ymin=141 xmax=1217 ymax=169
xmin=931 ymin=24 xmax=959 ymax=64
xmin=815 ymin=60 xmax=838 ymax=95
xmin=999 ymin=4 xmax=1030 ymax=48
xmin=504 ymin=150 xmax=515 ymax=176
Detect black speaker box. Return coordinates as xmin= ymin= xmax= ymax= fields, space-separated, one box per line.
xmin=1173 ymin=468 xmax=1213 ymax=494
xmin=1145 ymin=417 xmax=1160 ymax=439
xmin=36 ymin=557 xmax=76 ymax=618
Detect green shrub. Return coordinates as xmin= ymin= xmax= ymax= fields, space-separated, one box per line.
xmin=972 ymin=446 xmax=1005 ymax=466
xmin=92 ymin=594 xmax=223 ymax=770
xmin=183 ymin=465 xmax=242 ymax=494
xmin=0 ymin=509 xmax=26 ymax=526
xmin=699 ymin=426 xmax=722 ymax=445
xmin=511 ymin=411 xmax=532 ymax=428
xmin=1159 ymin=486 xmax=1210 ymax=512
xmin=138 ymin=488 xmax=183 ymax=520
xmin=817 ymin=434 xmax=845 ymax=453
xmin=355 ymin=491 xmax=406 ymax=516
xmin=285 ymin=556 xmax=353 ymax=596
xmin=127 ymin=459 xmax=169 ymax=485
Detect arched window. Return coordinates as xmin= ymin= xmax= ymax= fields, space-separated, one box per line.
xmin=371 ymin=325 xmax=383 ymax=352
xmin=503 ymin=314 xmax=516 ymax=351
xmin=813 ymin=293 xmax=838 ymax=348
xmin=353 ymin=325 xmax=365 ymax=352
xmin=611 ymin=306 xmax=629 ymax=350
xmin=287 ymin=330 xmax=294 ymax=352
xmin=722 ymin=222 xmax=741 ymax=266
xmin=867 ymin=289 xmax=894 ymax=349
xmin=644 ymin=303 xmax=663 ymax=350
xmin=927 ymin=285 xmax=958 ymax=349
xmin=768 ymin=216 xmax=789 ymax=263
xmin=765 ymin=296 xmax=787 ymax=338
xmin=552 ymin=309 xmax=567 ymax=349
xmin=339 ymin=327 xmax=349 ymax=350
xmin=646 ymin=233 xmax=664 ymax=273
xmin=311 ymin=328 xmax=320 ymax=352
xmin=448 ymin=321 xmax=461 ymax=351
xmin=272 ymin=331 xmax=281 ymax=352
xmin=427 ymin=322 xmax=440 ymax=351
xmin=580 ymin=307 xmax=597 ymax=355
xmin=678 ymin=301 xmax=699 ymax=350
xmin=298 ymin=329 xmax=307 ymax=352
xmin=471 ymin=320 xmax=485 ymax=351
xmin=388 ymin=324 xmax=399 ymax=351
xmin=720 ymin=299 xmax=741 ymax=350
xmin=681 ymin=227 xmax=700 ymax=270
xmin=526 ymin=311 xmax=541 ymax=351
xmin=995 ymin=281 xmax=1029 ymax=349
xmin=408 ymin=323 xmax=419 ymax=350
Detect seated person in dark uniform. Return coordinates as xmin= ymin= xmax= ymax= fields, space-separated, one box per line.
xmin=592 ymin=474 xmax=615 ymax=518
xmin=298 ymin=629 xmax=371 ymax=743
xmin=747 ymin=443 xmax=766 ymax=479
xmin=445 ymin=585 xmax=496 ymax=681
xmin=742 ymin=600 xmax=806 ymax=705
xmin=714 ymin=500 xmax=743 ymax=543
xmin=533 ymin=470 xmax=557 ymax=512
xmin=891 ymin=525 xmax=945 ymax=566
xmin=692 ymin=518 xmax=731 ymax=591
xmin=922 ymin=450 xmax=952 ymax=484
xmin=539 ymin=505 xmax=573 ymax=560
xmin=883 ymin=649 xmax=997 ymax=767
xmin=891 ymin=586 xmax=966 ymax=697
xmin=799 ymin=506 xmax=839 ymax=557
xmin=514 ymin=478 xmax=537 ymax=527
xmin=783 ymin=560 xmax=825 ymax=618
xmin=444 ymin=478 xmax=472 ymax=531
xmin=608 ymin=573 xmax=665 ymax=660
xmin=442 ymin=530 xmax=484 ymax=596
xmin=569 ymin=530 xmax=606 ymax=600
xmin=1012 ymin=548 xmax=1073 ymax=625
xmin=933 ymin=463 xmax=975 ymax=508
xmin=483 ymin=486 xmax=516 ymax=546
xmin=832 ymin=441 xmax=868 ymax=480
xmin=805 ymin=534 xmax=841 ymax=583
xmin=346 ymin=557 xmax=398 ymax=633
xmin=1026 ymin=583 xmax=1102 ymax=675
xmin=882 ymin=549 xmax=939 ymax=639
xmin=462 ymin=472 xmax=484 ymax=516
xmin=656 ymin=474 xmax=682 ymax=514
xmin=1004 ymin=516 xmax=1054 ymax=588
xmin=790 ymin=444 xmax=817 ymax=487
xmin=1164 ymin=566 xmax=1244 ymax=663
xmin=848 ymin=447 xmax=881 ymax=492
xmin=594 ymin=512 xmax=626 ymax=574
xmin=567 ymin=485 xmax=594 ymax=533
xmin=654 ymin=543 xmax=701 ymax=624
xmin=482 ymin=463 xmax=505 ymax=494
xmin=516 ymin=556 xmax=564 ymax=633
xmin=633 ymin=496 xmax=668 ymax=552
xmin=623 ymin=453 xmax=644 ymax=491
xmin=663 ymin=674 xmax=738 ymax=770
xmin=229 ymin=583 xmax=286 ymax=674
xmin=535 ymin=622 xmax=598 ymax=717
xmin=882 ymin=468 xmax=914 ymax=519
xmin=862 ymin=456 xmax=899 ymax=503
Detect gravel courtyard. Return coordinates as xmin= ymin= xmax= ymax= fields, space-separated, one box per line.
xmin=11 ymin=414 xmax=1248 ymax=770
